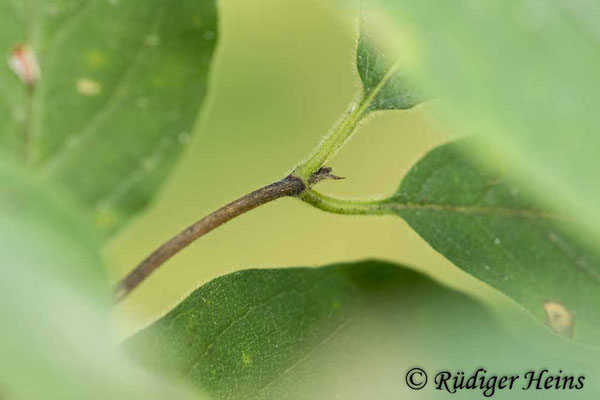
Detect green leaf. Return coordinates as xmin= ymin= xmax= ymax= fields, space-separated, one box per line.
xmin=0 ymin=0 xmax=218 ymax=234
xmin=126 ymin=260 xmax=499 ymax=399
xmin=356 ymin=15 xmax=424 ymax=111
xmin=0 ymin=163 xmax=202 ymax=399
xmin=371 ymin=0 xmax=600 ymax=235
xmin=390 ymin=139 xmax=600 ymax=346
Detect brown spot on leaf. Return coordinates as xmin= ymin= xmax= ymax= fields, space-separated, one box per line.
xmin=543 ymin=300 xmax=574 ymax=338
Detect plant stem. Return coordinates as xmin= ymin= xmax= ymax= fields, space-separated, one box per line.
xmin=114 ymin=169 xmax=343 ymax=301
xmin=292 ymin=99 xmax=368 ymax=181
xmin=115 ymin=175 xmax=305 ymax=301
xmin=115 ymin=62 xmax=401 ymax=301
xmin=300 ymin=189 xmax=391 ymax=216
xmin=293 ymin=63 xmax=399 ymax=181
xmin=300 ymin=189 xmax=571 ymax=223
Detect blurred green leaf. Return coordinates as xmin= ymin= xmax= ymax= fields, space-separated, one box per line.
xmin=390 ymin=139 xmax=600 ymax=346
xmin=372 ymin=0 xmax=600 ymax=235
xmin=0 ymin=0 xmax=218 ymax=234
xmin=357 ymin=14 xmax=424 ymax=111
xmin=126 ymin=260 xmax=499 ymax=399
xmin=0 ymin=163 xmax=203 ymax=400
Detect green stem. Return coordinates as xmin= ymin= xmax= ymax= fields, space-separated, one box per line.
xmin=301 ymin=189 xmax=571 ymax=223
xmin=299 ymin=189 xmax=392 ymax=216
xmin=293 ymin=63 xmax=400 ymax=182
xmin=292 ymin=98 xmax=367 ymax=181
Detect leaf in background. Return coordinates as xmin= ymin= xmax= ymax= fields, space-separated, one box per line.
xmin=356 ymin=13 xmax=425 ymax=111
xmin=126 ymin=260 xmax=508 ymax=399
xmin=0 ymin=0 xmax=218 ymax=234
xmin=0 ymin=163 xmax=203 ymax=400
xmin=371 ymin=0 xmax=600 ymax=236
xmin=389 ymin=139 xmax=600 ymax=346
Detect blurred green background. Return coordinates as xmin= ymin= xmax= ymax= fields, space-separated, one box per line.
xmin=109 ymin=0 xmax=504 ymax=336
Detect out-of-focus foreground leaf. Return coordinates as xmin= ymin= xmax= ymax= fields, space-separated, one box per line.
xmin=0 ymin=0 xmax=218 ymax=234
xmin=125 ymin=260 xmax=600 ymax=399
xmin=0 ymin=163 xmax=202 ymax=400
xmin=371 ymin=0 xmax=600 ymax=236
xmin=388 ymin=139 xmax=600 ymax=346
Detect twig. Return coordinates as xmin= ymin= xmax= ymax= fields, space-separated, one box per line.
xmin=114 ymin=169 xmax=340 ymax=302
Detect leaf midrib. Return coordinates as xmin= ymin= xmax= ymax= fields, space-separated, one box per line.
xmin=389 ymin=201 xmax=570 ymax=222
xmin=22 ymin=0 xmax=46 ymax=164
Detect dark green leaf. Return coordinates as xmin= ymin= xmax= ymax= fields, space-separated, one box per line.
xmin=0 ymin=0 xmax=218 ymax=234
xmin=0 ymin=162 xmax=202 ymax=399
xmin=356 ymin=15 xmax=424 ymax=111
xmin=390 ymin=139 xmax=600 ymax=346
xmin=126 ymin=260 xmax=495 ymax=399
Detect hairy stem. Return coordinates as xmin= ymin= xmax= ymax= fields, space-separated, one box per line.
xmin=300 ymin=189 xmax=571 ymax=223
xmin=115 ymin=175 xmax=305 ymax=301
xmin=292 ymin=100 xmax=367 ymax=181
xmin=293 ymin=63 xmax=399 ymax=181
xmin=300 ymin=189 xmax=391 ymax=216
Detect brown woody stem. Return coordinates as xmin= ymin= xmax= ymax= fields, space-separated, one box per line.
xmin=114 ymin=169 xmax=340 ymax=302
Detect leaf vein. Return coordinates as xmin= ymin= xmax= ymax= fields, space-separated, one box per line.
xmin=182 ymin=289 xmax=297 ymax=378
xmin=255 ymin=302 xmax=385 ymax=396
xmin=395 ymin=202 xmax=567 ymax=222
